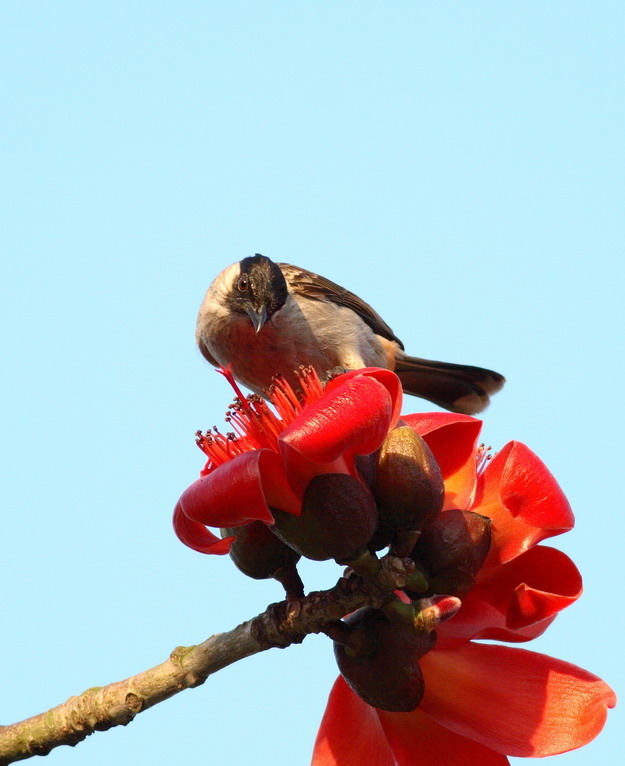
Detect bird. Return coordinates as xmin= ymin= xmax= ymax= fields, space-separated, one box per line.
xmin=196 ymin=254 xmax=505 ymax=415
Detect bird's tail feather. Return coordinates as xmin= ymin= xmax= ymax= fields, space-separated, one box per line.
xmin=394 ymin=354 xmax=505 ymax=415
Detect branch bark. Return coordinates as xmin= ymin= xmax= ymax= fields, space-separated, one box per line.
xmin=0 ymin=554 xmax=413 ymax=764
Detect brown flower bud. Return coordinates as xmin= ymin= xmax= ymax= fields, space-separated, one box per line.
xmin=354 ymin=452 xmax=377 ymax=488
xmin=412 ymin=509 xmax=492 ymax=597
xmin=333 ymin=607 xmax=436 ymax=712
xmin=372 ymin=427 xmax=445 ymax=538
xmin=220 ymin=521 xmax=301 ymax=581
xmin=271 ymin=473 xmax=378 ymax=562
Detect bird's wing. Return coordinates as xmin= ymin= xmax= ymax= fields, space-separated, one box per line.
xmin=278 ymin=263 xmax=404 ymax=349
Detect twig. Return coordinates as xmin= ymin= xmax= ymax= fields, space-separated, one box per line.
xmin=0 ymin=554 xmax=411 ymax=764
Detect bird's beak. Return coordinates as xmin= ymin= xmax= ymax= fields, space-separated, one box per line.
xmin=246 ymin=304 xmax=268 ymax=334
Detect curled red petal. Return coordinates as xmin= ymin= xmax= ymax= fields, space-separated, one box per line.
xmin=439 ymin=546 xmax=582 ymax=643
xmin=324 ymin=367 xmax=403 ymax=427
xmin=420 ymin=643 xmax=616 ymax=757
xmin=179 ymin=450 xmax=299 ymax=528
xmin=475 ymin=441 xmax=575 ymax=566
xmin=312 ymin=676 xmax=396 ymax=766
xmin=493 ymin=545 xmax=582 ymax=630
xmin=378 ymin=707 xmax=510 ymax=766
xmin=436 ymin=595 xmax=558 ymax=646
xmin=403 ymin=412 xmax=482 ymax=509
xmin=279 ymin=376 xmax=393 ymax=493
xmin=172 ymin=501 xmax=234 ymax=555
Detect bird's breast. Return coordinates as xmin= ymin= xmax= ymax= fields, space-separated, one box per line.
xmin=202 ymin=295 xmax=391 ymax=395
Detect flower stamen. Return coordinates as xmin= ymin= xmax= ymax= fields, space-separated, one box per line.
xmin=198 ymin=366 xmax=326 ymax=470
xmin=476 ymin=443 xmax=493 ymax=474
xmin=298 ymin=365 xmax=325 ymax=401
xmin=268 ymin=374 xmax=305 ymax=425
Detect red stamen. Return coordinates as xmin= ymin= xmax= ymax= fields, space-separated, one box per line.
xmin=299 ymin=366 xmax=325 ymax=402
xmin=217 ymin=365 xmax=256 ymax=419
xmin=198 ymin=366 xmax=327 ymax=469
xmin=269 ymin=374 xmax=304 ymax=425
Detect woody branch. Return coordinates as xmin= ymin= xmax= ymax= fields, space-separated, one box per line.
xmin=0 ymin=553 xmax=412 ymax=765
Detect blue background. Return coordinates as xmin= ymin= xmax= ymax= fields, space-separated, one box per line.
xmin=1 ymin=2 xmax=622 ymax=764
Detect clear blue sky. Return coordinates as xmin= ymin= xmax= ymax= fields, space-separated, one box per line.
xmin=1 ymin=2 xmax=622 ymax=764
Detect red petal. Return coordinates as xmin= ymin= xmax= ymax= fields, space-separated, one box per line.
xmin=279 ymin=376 xmax=393 ymax=493
xmin=172 ymin=501 xmax=234 ymax=555
xmin=311 ymin=676 xmax=395 ymax=766
xmin=179 ymin=450 xmax=299 ymax=528
xmin=403 ymin=413 xmax=481 ymax=509
xmin=436 ymin=596 xmax=558 ymax=646
xmin=439 ymin=546 xmax=582 ymax=643
xmin=378 ymin=707 xmax=510 ymax=765
xmin=324 ymin=367 xmax=403 ymax=427
xmin=484 ymin=545 xmax=582 ymax=630
xmin=420 ymin=643 xmax=616 ymax=756
xmin=475 ymin=441 xmax=575 ymax=566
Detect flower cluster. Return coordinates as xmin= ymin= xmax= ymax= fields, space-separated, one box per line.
xmin=173 ymin=367 xmax=615 ymax=763
xmin=313 ymin=409 xmax=615 ymax=763
xmin=174 ymin=366 xmax=402 ymax=570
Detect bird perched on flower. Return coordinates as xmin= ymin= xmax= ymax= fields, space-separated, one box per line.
xmin=196 ymin=254 xmax=504 ymax=414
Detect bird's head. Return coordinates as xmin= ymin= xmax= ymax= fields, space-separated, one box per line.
xmin=227 ymin=254 xmax=288 ymax=333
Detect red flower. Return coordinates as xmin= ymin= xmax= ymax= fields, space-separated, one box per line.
xmin=312 ymin=411 xmax=616 ymax=763
xmin=404 ymin=413 xmax=581 ymax=643
xmin=314 ymin=651 xmax=615 ymax=764
xmin=174 ymin=368 xmax=614 ymax=760
xmin=173 ymin=366 xmax=402 ymax=560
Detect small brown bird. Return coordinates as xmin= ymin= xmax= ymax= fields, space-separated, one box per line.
xmin=196 ymin=254 xmax=504 ymax=414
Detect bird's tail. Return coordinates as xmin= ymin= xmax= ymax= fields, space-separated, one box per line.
xmin=394 ymin=354 xmax=505 ymax=415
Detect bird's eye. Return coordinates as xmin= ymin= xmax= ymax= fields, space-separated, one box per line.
xmin=237 ymin=274 xmax=250 ymax=292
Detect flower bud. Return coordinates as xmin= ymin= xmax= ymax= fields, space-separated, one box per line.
xmin=271 ymin=473 xmax=378 ymax=562
xmin=382 ymin=595 xmax=462 ymax=632
xmin=414 ymin=595 xmax=462 ymax=632
xmin=371 ymin=427 xmax=444 ymax=541
xmin=333 ymin=607 xmax=436 ymax=712
xmin=220 ymin=521 xmax=301 ymax=581
xmin=411 ymin=509 xmax=491 ymax=597
xmin=354 ymin=452 xmax=377 ymax=488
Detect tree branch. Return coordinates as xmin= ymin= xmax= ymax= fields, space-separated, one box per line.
xmin=0 ymin=554 xmax=413 ymax=764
